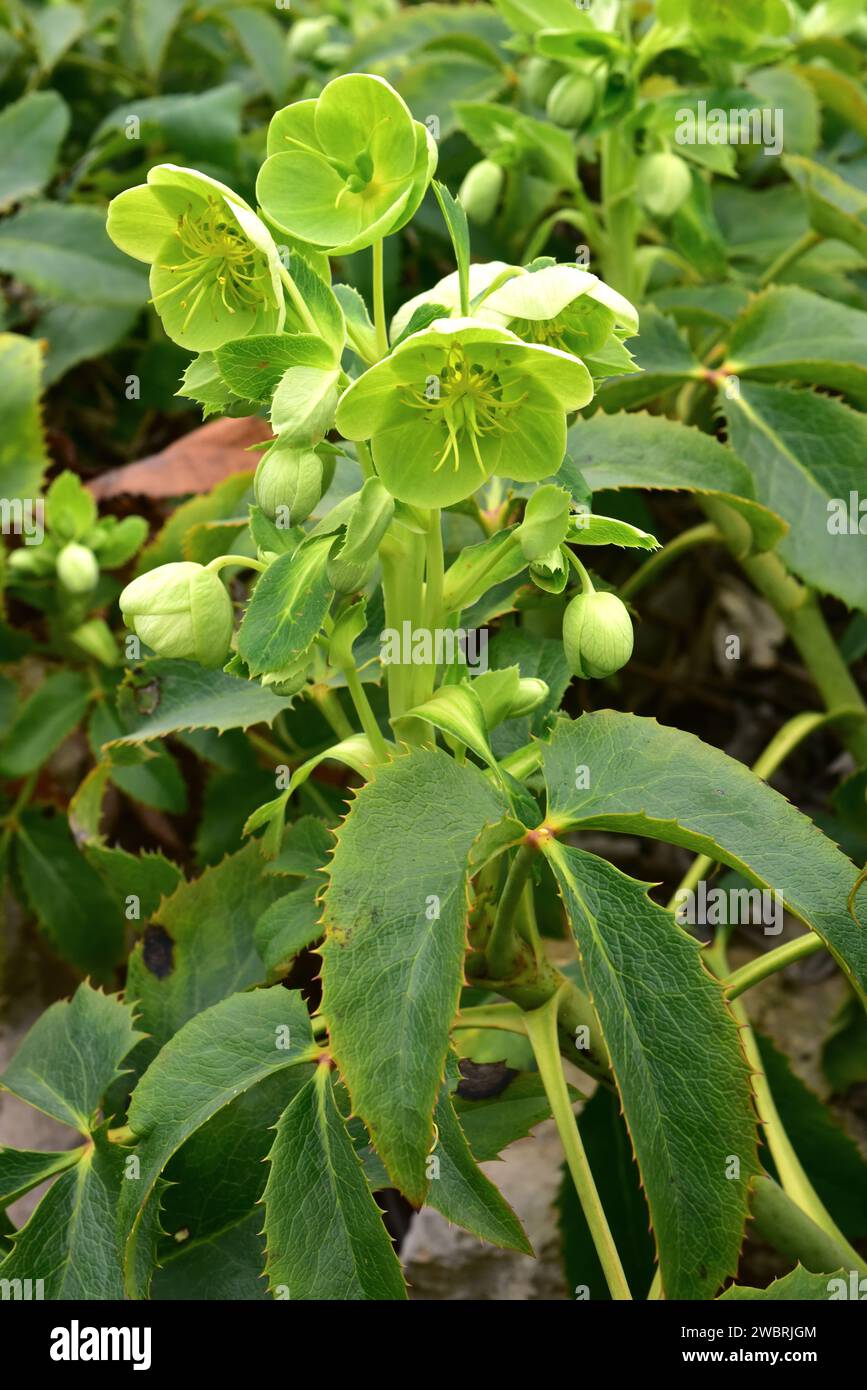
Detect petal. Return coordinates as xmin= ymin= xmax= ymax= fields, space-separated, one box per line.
xmin=373 ymin=416 xmax=500 ymax=508
xmin=484 ymin=264 xmax=600 ymax=321
xmin=586 ymin=280 xmax=639 ymax=335
xmin=314 ymin=73 xmax=417 ymax=177
xmin=335 ymin=358 xmax=405 ymax=439
xmin=148 ymin=163 xmax=254 ymax=214
xmin=496 ymin=392 xmax=567 ymax=483
xmin=106 ymin=184 xmax=176 ymax=264
xmin=510 ymin=342 xmax=593 ymax=412
xmin=389 ymin=260 xmax=512 ymax=341
xmin=266 ymin=99 xmax=321 ymax=159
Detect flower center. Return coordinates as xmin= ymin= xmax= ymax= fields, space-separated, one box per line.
xmin=153 ymin=198 xmax=270 ymax=331
xmin=401 ymin=345 xmax=525 ymax=475
xmin=509 ymin=315 xmax=568 ymax=352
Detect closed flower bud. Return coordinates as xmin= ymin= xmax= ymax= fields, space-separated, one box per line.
xmin=509 ymin=677 xmax=549 ymax=718
xmin=546 ymin=73 xmax=597 ymax=129
xmin=56 ymin=542 xmax=98 ymax=594
xmin=459 ymin=160 xmax=504 ymax=226
xmin=563 ymin=590 xmax=633 ymax=680
xmin=288 ymin=16 xmax=331 ymax=59
xmin=254 ymin=443 xmax=324 ymax=525
xmin=637 ymin=152 xmax=692 ymax=218
xmin=525 ymin=56 xmax=559 ymax=108
xmin=120 ymin=562 xmax=234 ymax=668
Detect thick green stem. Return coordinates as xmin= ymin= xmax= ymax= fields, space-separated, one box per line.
xmin=751 ymin=1175 xmax=867 ymax=1277
xmin=278 ymin=263 xmax=319 ymax=335
xmin=700 ymin=498 xmax=867 ymax=765
xmin=342 ymin=665 xmax=390 ymax=763
xmin=620 ymin=523 xmax=719 ymax=602
xmin=310 ymin=686 xmax=354 ymax=742
xmin=524 ymin=992 xmax=632 ymax=1300
xmin=600 ymin=127 xmax=639 ymax=301
xmin=759 ymin=230 xmax=822 ymax=287
xmin=724 ymin=934 xmax=825 ymax=999
xmin=372 ymin=239 xmax=388 ymax=359
xmin=486 ymin=841 xmax=538 ymax=978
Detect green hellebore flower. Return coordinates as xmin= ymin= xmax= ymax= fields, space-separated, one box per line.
xmin=107 ymin=165 xmax=286 ymax=351
xmin=256 ymin=73 xmax=437 ymax=256
xmin=56 ymin=542 xmax=98 ymax=594
xmin=563 ymin=590 xmax=633 ymax=680
xmin=336 ymin=318 xmax=593 ymax=508
xmin=390 ymin=262 xmax=638 ymax=360
xmin=120 ymin=562 xmax=234 ymax=668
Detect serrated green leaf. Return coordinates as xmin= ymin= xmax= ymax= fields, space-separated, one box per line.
xmin=126 ymin=839 xmax=290 ymax=1063
xmin=723 ymin=381 xmax=867 ymax=611
xmin=0 ymin=670 xmax=90 ymax=777
xmin=543 ymin=840 xmax=759 ymax=1299
xmin=0 ymin=332 xmax=49 ymax=498
xmin=120 ymin=986 xmax=316 ymax=1298
xmin=0 ymin=1146 xmax=84 ymax=1205
xmin=132 ymin=0 xmax=185 ymax=76
xmin=111 ymin=659 xmax=295 ymax=742
xmin=224 ymin=6 xmax=291 ymax=102
xmin=237 ymin=538 xmax=334 ymax=678
xmin=266 ymin=815 xmax=333 ymax=877
xmin=153 ymin=1210 xmax=269 ymax=1300
xmin=215 ymin=334 xmax=328 ymax=406
xmin=255 ymin=879 xmax=323 ymax=979
xmin=720 ymin=1264 xmax=847 ymax=1300
xmin=0 ymin=203 xmax=149 ymax=307
xmin=569 ymin=513 xmax=659 ymax=549
xmin=136 ymin=473 xmax=253 ymax=572
xmin=159 ymin=1067 xmax=312 ymax=1253
xmin=725 ymin=286 xmax=867 ymax=405
xmin=566 ymin=411 xmax=787 ymax=550
xmin=442 ymin=527 xmax=526 ymax=612
xmin=453 ymin=1070 xmax=554 ymax=1160
xmin=320 ymin=746 xmax=510 ymax=1202
xmin=0 ymin=981 xmax=142 ymax=1133
xmin=0 ymin=91 xmax=70 ymax=210
xmin=395 ymin=684 xmax=497 ymax=771
xmin=541 ymin=712 xmax=867 ymax=999
xmin=784 ymin=154 xmax=867 ymax=256
xmin=263 ymin=1067 xmax=407 ymax=1300
xmin=0 ymin=1130 xmax=124 ymax=1298
xmin=426 ymin=1084 xmax=532 ymax=1254
xmin=596 ymin=307 xmax=701 ymax=411
xmin=15 ymin=811 xmax=125 ymax=975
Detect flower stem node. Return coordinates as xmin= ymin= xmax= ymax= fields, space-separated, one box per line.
xmin=563 ymin=590 xmax=634 ymax=680
xmin=119 ymin=562 xmax=234 ymax=668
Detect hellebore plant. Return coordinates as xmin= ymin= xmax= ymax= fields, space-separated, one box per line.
xmin=3 ymin=51 xmax=867 ymax=1309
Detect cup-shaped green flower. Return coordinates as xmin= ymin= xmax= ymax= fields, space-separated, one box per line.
xmin=120 ymin=562 xmax=234 ymax=668
xmin=390 ymin=261 xmax=637 ymax=360
xmin=107 ymin=165 xmax=286 ymax=351
xmin=336 ymin=318 xmax=593 ymax=507
xmin=479 ymin=263 xmax=638 ymax=358
xmin=563 ymin=590 xmax=633 ymax=679
xmin=256 ymin=73 xmax=437 ymax=255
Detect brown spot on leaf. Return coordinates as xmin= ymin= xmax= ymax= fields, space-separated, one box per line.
xmin=456 ymin=1058 xmax=517 ymax=1101
xmin=142 ymin=925 xmax=174 ymax=978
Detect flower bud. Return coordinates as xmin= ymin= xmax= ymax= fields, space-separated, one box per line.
xmin=525 ymin=56 xmax=559 ymax=108
xmin=637 ymin=152 xmax=692 ymax=218
xmin=546 ymin=73 xmax=597 ymax=129
xmin=56 ymin=543 xmax=98 ymax=594
xmin=254 ymin=443 xmax=324 ymax=526
xmin=288 ymin=16 xmax=331 ymax=60
xmin=509 ymin=677 xmax=549 ymax=718
xmin=120 ymin=562 xmax=234 ymax=668
xmin=563 ymin=590 xmax=633 ymax=680
xmin=459 ymin=160 xmax=504 ymax=226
